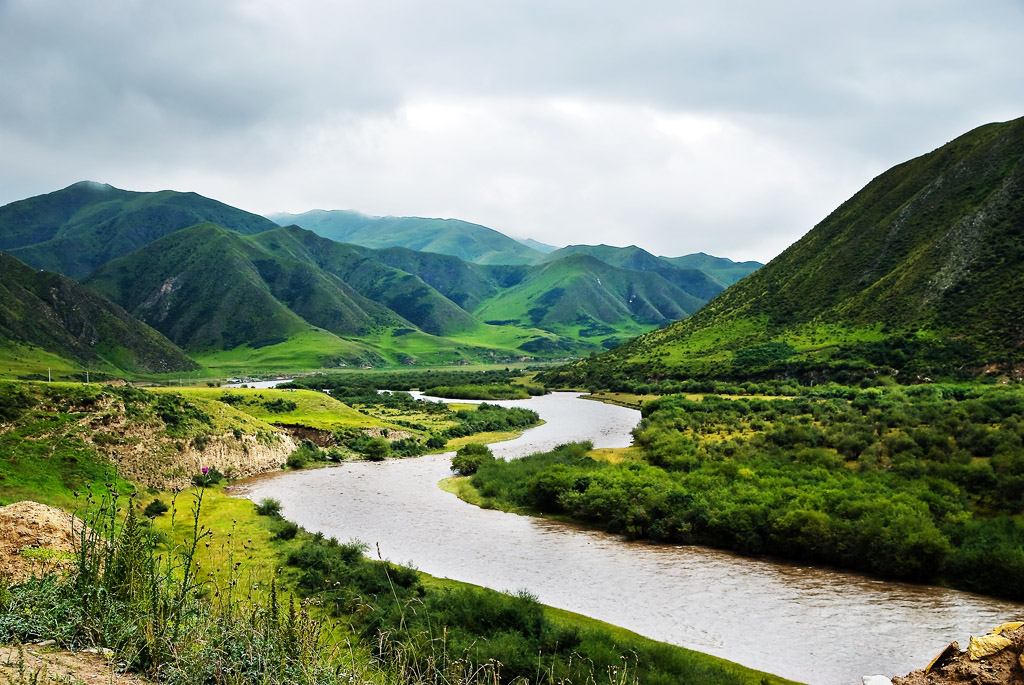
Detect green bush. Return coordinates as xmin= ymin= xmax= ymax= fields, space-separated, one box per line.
xmin=142 ymin=499 xmax=169 ymax=518
xmin=255 ymin=497 xmax=282 ymax=517
xmin=451 ymin=443 xmax=493 ymax=476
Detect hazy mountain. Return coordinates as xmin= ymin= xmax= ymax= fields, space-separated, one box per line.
xmin=516 ymin=237 xmax=559 ymax=254
xmin=660 ymin=252 xmax=763 ymax=286
xmin=0 ymin=181 xmax=278 ymax=278
xmin=0 ymin=251 xmax=195 ymax=374
xmin=544 ymin=116 xmax=1024 ymax=385
xmin=268 ymin=209 xmax=545 ymax=265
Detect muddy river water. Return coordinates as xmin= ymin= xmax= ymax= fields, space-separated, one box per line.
xmin=238 ymin=391 xmax=1024 ymax=684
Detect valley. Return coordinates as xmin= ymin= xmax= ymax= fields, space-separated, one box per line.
xmin=2 ymin=115 xmax=1024 ymax=685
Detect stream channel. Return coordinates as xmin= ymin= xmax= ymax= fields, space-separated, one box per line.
xmin=237 ymin=391 xmax=1024 ymax=684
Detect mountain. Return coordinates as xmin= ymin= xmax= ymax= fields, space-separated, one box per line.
xmin=0 ymin=181 xmax=278 ymax=278
xmin=516 ymin=237 xmax=559 ymax=254
xmin=267 ymin=209 xmax=545 ymax=265
xmin=0 ymin=251 xmax=195 ymax=374
xmin=246 ymin=228 xmax=480 ymax=337
xmin=544 ymin=116 xmax=1024 ymax=386
xmin=82 ymin=223 xmax=574 ymax=367
xmin=84 ymin=223 xmax=400 ymax=352
xmin=660 ymin=252 xmax=763 ymax=286
xmin=475 ymin=253 xmax=706 ymax=346
xmin=542 ymin=244 xmax=732 ymax=300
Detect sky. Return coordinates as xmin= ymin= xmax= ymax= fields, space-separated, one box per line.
xmin=1 ymin=1 xmax=1022 ymax=263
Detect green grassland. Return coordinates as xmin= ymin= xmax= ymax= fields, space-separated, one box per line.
xmin=0 ymin=342 xmax=87 ymax=381
xmin=170 ymin=386 xmax=392 ymax=431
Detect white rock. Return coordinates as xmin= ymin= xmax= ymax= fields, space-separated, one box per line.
xmin=862 ymin=677 xmax=893 ymax=685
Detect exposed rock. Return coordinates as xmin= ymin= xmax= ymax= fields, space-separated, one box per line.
xmin=894 ymin=624 xmax=1024 ymax=685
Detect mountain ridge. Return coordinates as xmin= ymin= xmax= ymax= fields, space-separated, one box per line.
xmin=543 ymin=116 xmax=1024 ymax=387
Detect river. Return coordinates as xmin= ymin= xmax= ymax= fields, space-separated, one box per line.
xmin=237 ymin=391 xmax=1024 ymax=684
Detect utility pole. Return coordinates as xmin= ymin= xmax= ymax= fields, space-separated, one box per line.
xmin=47 ymin=367 xmax=51 ymax=382
xmin=85 ymin=369 xmax=89 ymax=384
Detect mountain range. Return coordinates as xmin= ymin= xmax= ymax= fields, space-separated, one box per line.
xmin=544 ymin=115 xmax=1024 ymax=387
xmin=0 ymin=183 xmax=760 ymax=375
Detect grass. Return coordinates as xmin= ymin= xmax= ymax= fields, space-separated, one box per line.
xmin=192 ymin=328 xmax=376 ymax=375
xmin=0 ymin=343 xmax=100 ymax=382
xmin=167 ymin=387 xmax=395 ymax=431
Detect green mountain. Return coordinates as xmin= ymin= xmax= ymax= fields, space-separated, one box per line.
xmin=0 ymin=181 xmax=278 ymax=278
xmin=0 ymin=251 xmax=195 ymax=375
xmin=267 ymin=209 xmax=545 ymax=265
xmin=475 ymin=253 xmax=706 ymax=347
xmin=84 ymin=223 xmax=399 ymax=352
xmin=544 ymin=116 xmax=1024 ymax=387
xmin=247 ymin=228 xmax=480 ymax=337
xmin=542 ymin=244 xmax=732 ymax=300
xmin=660 ymin=252 xmax=763 ymax=286
xmin=82 ymin=223 xmax=574 ymax=367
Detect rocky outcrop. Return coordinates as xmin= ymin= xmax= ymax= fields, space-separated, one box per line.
xmin=894 ymin=623 xmax=1024 ymax=685
xmin=101 ymin=430 xmax=296 ymax=491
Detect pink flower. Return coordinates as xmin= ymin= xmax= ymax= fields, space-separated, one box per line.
xmin=202 ymin=467 xmax=209 ymax=474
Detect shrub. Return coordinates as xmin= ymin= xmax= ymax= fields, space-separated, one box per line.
xmin=361 ymin=437 xmax=390 ymax=461
xmin=255 ymin=497 xmax=282 ymax=517
xmin=191 ymin=466 xmax=224 ymax=487
xmin=451 ymin=443 xmax=493 ymax=476
xmin=272 ymin=520 xmax=299 ymax=541
xmin=143 ymin=499 xmax=169 ymax=518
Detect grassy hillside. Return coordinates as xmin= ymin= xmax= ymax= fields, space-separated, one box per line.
xmin=543 ymin=244 xmax=730 ymax=300
xmin=250 ymin=227 xmax=481 ymax=336
xmin=476 ymin=253 xmax=706 ymax=349
xmin=0 ymin=252 xmax=195 ymax=376
xmin=270 ymin=209 xmax=546 ymax=264
xmin=545 ymin=116 xmax=1024 ymax=388
xmin=0 ymin=181 xmax=277 ymax=278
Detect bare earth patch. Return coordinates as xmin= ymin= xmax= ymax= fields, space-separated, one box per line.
xmin=0 ymin=500 xmax=86 ymax=582
xmin=0 ymin=644 xmax=154 ymax=684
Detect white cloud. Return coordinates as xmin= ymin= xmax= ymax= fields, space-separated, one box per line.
xmin=0 ymin=0 xmax=1022 ymax=262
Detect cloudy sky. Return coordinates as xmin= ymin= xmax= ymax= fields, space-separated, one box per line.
xmin=1 ymin=1 xmax=1021 ymax=262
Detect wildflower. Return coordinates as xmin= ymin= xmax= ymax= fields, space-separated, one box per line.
xmin=202 ymin=466 xmax=209 ymax=474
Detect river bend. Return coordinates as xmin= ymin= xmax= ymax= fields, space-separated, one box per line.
xmin=238 ymin=392 xmax=1024 ymax=685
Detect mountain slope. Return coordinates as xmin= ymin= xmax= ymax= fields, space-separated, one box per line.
xmin=248 ymin=227 xmax=480 ymax=336
xmin=660 ymin=252 xmax=763 ymax=286
xmin=542 ymin=244 xmax=731 ymax=300
xmin=268 ymin=209 xmax=545 ymax=265
xmin=544 ymin=116 xmax=1024 ymax=386
xmin=476 ymin=253 xmax=706 ymax=343
xmin=0 ymin=181 xmax=278 ymax=278
xmin=0 ymin=252 xmax=195 ymax=374
xmin=84 ymin=223 xmax=400 ymax=352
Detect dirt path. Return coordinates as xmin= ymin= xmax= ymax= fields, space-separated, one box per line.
xmin=0 ymin=644 xmax=154 ymax=684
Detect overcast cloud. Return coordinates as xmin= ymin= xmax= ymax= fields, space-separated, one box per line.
xmin=1 ymin=0 xmax=1021 ymax=262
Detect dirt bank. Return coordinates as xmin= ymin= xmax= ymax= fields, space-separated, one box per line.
xmin=894 ymin=624 xmax=1024 ymax=685
xmin=0 ymin=501 xmax=87 ymax=582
